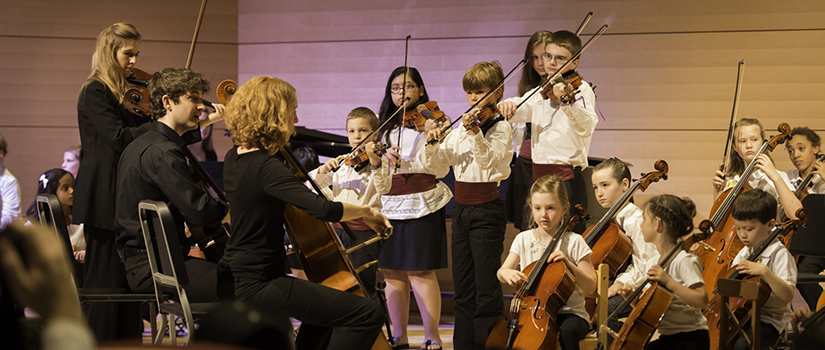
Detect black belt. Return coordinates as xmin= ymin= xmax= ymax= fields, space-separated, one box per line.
xmin=118 ymin=247 xmax=147 ymax=259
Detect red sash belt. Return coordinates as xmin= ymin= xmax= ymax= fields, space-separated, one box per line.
xmin=533 ymin=163 xmax=574 ymax=181
xmin=519 ymin=139 xmax=532 ymax=159
xmin=454 ymin=181 xmax=499 ymax=205
xmin=331 ymin=218 xmax=372 ymax=231
xmin=385 ymin=174 xmax=437 ymax=196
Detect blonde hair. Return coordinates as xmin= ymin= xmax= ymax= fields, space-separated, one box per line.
xmin=526 ymin=175 xmax=570 ymax=229
xmin=462 ymin=61 xmax=505 ymax=103
xmin=224 ymin=76 xmax=297 ymax=155
xmin=725 ymin=118 xmax=769 ymax=177
xmin=84 ymin=23 xmax=141 ymax=103
xmin=347 ymin=107 xmax=379 ymax=131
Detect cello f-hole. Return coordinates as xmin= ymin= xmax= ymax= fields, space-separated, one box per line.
xmin=532 ymin=299 xmax=543 ymax=320
xmin=716 ymin=238 xmax=726 ymax=264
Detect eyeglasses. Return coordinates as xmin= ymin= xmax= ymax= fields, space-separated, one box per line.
xmin=390 ymin=84 xmax=418 ymax=94
xmin=541 ymin=53 xmax=569 ymax=63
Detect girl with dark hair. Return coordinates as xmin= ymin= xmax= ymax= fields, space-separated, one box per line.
xmin=26 ymin=168 xmax=85 ymax=264
xmin=378 ymin=67 xmax=451 ymax=350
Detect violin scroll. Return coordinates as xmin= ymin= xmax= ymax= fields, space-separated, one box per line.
xmin=568 ymin=204 xmax=590 ymax=231
xmin=124 ymin=68 xmax=154 ymax=120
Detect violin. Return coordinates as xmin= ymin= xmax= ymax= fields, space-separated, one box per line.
xmin=403 ymin=101 xmax=450 ymax=132
xmin=703 ymin=209 xmax=808 ymax=350
xmin=539 ymin=70 xmax=584 ymax=104
xmin=464 ymin=103 xmax=504 ymax=132
xmin=486 ymin=205 xmax=589 ymax=350
xmin=342 ymin=141 xmax=389 ymax=172
xmin=124 ymin=68 xmax=154 ymax=119
xmin=689 ymin=123 xmax=792 ymax=295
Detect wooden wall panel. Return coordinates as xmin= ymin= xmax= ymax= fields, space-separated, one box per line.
xmin=0 ymin=0 xmax=238 ymax=211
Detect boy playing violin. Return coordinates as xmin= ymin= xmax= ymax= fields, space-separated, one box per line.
xmin=423 ymin=61 xmax=513 ymax=350
xmin=498 ymin=30 xmax=598 ymax=233
xmin=309 ymin=107 xmax=392 ymax=298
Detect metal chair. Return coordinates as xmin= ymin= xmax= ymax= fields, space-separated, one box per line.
xmin=138 ymin=200 xmax=217 ymax=345
xmin=35 ymin=194 xmax=159 ymax=339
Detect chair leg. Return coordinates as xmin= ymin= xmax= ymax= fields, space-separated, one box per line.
xmin=149 ymin=302 xmax=158 ymax=343
xmin=169 ymin=314 xmax=177 ymax=346
xmin=154 ymin=313 xmax=168 ymax=346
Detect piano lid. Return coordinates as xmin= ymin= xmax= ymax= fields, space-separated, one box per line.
xmin=289 ymin=126 xmax=351 ymax=158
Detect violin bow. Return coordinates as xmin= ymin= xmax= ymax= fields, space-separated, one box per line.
xmin=393 ymin=35 xmax=412 ymax=172
xmin=329 ymin=97 xmax=410 ymax=173
xmin=721 ymin=60 xmax=746 ymax=174
xmin=425 ymin=59 xmax=527 ymax=146
xmin=575 ymin=11 xmax=593 ymax=36
xmin=517 ymin=24 xmax=609 ymax=109
xmin=185 ymin=0 xmax=209 ymax=69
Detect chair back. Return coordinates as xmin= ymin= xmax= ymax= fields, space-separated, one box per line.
xmin=35 ymin=194 xmax=74 ymax=259
xmin=138 ymin=200 xmax=190 ymax=294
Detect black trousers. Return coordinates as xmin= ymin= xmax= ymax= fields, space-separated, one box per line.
xmin=122 ymin=252 xmax=219 ymax=302
xmin=82 ymin=226 xmax=142 ymax=341
xmin=647 ymin=329 xmax=710 ymax=350
xmin=217 ymin=268 xmax=385 ymax=350
xmin=732 ymin=321 xmax=780 ymax=350
xmin=606 ymin=294 xmax=630 ymax=333
xmin=505 ymin=155 xmax=532 ymax=231
xmin=797 ymin=256 xmax=825 ymax=310
xmin=451 ymin=200 xmax=506 ymax=350
xmin=558 ymin=313 xmax=590 ymax=350
xmin=333 ymin=226 xmax=383 ymax=300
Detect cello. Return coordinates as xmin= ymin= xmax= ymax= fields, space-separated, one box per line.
xmin=606 ymin=225 xmax=709 ymax=350
xmin=485 ymin=205 xmax=589 ymax=350
xmin=584 ymin=159 xmax=669 ymax=276
xmin=216 ymin=79 xmax=393 ymax=350
xmin=704 ymin=208 xmax=807 ymax=350
xmin=688 ymin=123 xmax=792 ymax=294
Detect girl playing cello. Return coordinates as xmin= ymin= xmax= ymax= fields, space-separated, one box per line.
xmin=618 ymin=195 xmax=709 ymax=350
xmin=496 ymin=175 xmax=596 ymax=350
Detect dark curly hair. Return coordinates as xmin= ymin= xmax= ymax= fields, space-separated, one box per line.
xmin=149 ymin=67 xmax=210 ymax=119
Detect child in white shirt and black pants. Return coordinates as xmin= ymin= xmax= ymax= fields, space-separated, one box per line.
xmin=424 ymin=61 xmax=513 ymax=350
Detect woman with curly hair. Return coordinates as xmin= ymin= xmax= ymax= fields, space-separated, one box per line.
xmin=217 ymin=76 xmax=393 ymax=350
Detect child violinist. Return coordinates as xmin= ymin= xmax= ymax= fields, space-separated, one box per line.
xmin=590 ymin=158 xmax=659 ymax=335
xmin=309 ymin=106 xmax=392 ymax=298
xmin=784 ymin=127 xmax=825 ymax=310
xmin=378 ymin=67 xmax=452 ymax=350
xmin=629 ymin=195 xmax=709 ymax=350
xmin=423 ymin=61 xmax=513 ymax=350
xmin=506 ymin=30 xmax=552 ymax=231
xmin=497 ymin=175 xmax=597 ymax=350
xmin=712 ymin=118 xmax=802 ymax=215
xmin=498 ymin=30 xmax=598 ymax=233
xmin=729 ymin=189 xmax=797 ymax=350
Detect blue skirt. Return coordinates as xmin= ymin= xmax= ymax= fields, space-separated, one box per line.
xmin=378 ymin=208 xmax=448 ymax=271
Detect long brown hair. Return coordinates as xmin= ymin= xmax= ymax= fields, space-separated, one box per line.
xmin=517 ymin=30 xmax=552 ymax=96
xmin=725 ymin=118 xmax=769 ymax=177
xmin=83 ymin=23 xmax=141 ymax=104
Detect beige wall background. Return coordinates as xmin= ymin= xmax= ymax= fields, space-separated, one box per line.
xmin=1 ymin=0 xmax=822 ymax=228
xmin=236 ymin=0 xmax=825 ymax=218
xmin=0 ymin=0 xmax=238 ymax=213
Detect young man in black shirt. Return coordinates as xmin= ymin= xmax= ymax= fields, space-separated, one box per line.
xmin=115 ymin=67 xmax=228 ymax=302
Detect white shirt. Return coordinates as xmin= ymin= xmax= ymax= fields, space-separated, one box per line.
xmin=724 ymin=169 xmax=793 ymax=201
xmin=68 ymin=223 xmax=86 ymax=251
xmin=423 ymin=119 xmax=513 ymax=185
xmin=510 ymin=229 xmax=593 ymax=321
xmin=309 ymin=159 xmax=392 ymax=209
xmin=650 ymin=250 xmax=709 ymax=335
xmin=0 ymin=167 xmax=21 ymax=229
xmin=785 ymin=169 xmax=825 ymax=195
xmin=731 ymin=239 xmax=796 ymax=332
xmin=501 ymin=81 xmax=598 ymax=168
xmin=380 ymin=126 xmax=453 ymax=220
xmin=613 ymin=203 xmax=660 ymax=288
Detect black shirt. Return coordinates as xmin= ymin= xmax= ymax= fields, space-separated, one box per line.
xmin=221 ymin=148 xmax=344 ymax=280
xmin=115 ymin=121 xmax=227 ymax=251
